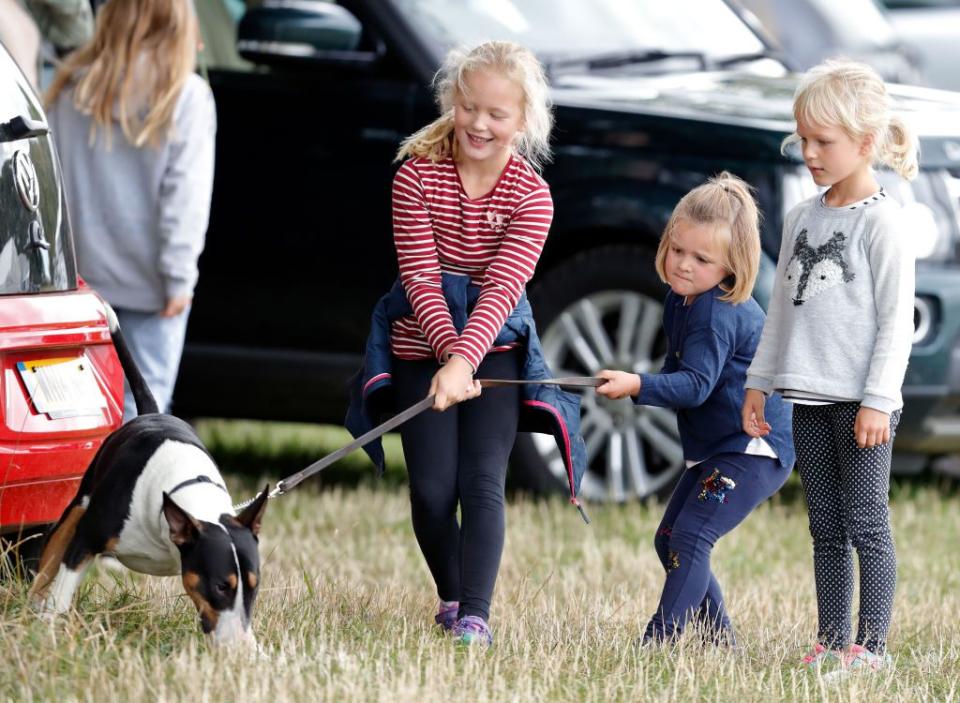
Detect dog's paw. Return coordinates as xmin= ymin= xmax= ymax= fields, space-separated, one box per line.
xmin=31 ymin=602 xmax=58 ymax=622
xmin=25 ymin=590 xmax=47 ymax=613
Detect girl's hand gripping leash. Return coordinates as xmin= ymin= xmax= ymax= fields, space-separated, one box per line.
xmin=234 ymin=377 xmax=603 ymax=523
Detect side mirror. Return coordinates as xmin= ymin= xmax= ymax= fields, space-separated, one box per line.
xmin=237 ymin=1 xmax=375 ymax=69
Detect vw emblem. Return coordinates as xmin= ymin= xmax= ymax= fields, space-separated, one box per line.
xmin=13 ymin=150 xmax=40 ymax=212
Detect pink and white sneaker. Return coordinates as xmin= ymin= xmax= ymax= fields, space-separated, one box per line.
xmin=819 ymin=644 xmax=893 ymax=682
xmin=840 ymin=644 xmax=892 ymax=671
xmin=800 ymin=643 xmax=842 ymax=671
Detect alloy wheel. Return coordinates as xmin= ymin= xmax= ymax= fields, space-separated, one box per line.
xmin=533 ymin=290 xmax=684 ymax=501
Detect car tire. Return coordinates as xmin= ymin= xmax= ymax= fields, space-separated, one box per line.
xmin=512 ymin=245 xmax=685 ymax=502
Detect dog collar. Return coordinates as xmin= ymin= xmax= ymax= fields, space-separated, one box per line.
xmin=167 ymin=474 xmax=229 ymax=498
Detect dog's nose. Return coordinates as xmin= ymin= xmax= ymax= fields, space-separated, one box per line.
xmin=210 ymin=617 xmax=255 ymax=648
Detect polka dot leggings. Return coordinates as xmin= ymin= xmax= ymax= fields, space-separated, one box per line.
xmin=794 ymin=402 xmax=901 ymax=654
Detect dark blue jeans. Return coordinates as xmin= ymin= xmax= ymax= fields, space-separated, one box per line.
xmin=644 ymin=452 xmax=790 ymax=643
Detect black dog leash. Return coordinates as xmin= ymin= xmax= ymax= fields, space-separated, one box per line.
xmin=232 ymin=376 xmax=603 ymax=512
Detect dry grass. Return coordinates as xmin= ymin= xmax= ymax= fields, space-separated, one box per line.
xmin=1 ymin=477 xmax=958 ymax=702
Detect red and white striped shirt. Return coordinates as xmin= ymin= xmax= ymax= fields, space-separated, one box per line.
xmin=391 ymin=155 xmax=554 ymax=372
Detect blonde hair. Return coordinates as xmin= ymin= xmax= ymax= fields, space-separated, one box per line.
xmin=782 ymin=59 xmax=919 ymax=181
xmin=654 ymin=172 xmax=761 ymax=304
xmin=395 ymin=41 xmax=553 ymax=171
xmin=45 ymin=0 xmax=199 ymax=149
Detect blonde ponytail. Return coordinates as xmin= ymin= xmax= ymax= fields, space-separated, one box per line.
xmin=883 ymin=116 xmax=919 ymax=181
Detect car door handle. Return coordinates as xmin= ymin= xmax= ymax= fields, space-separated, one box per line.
xmin=0 ymin=115 xmax=49 ymax=143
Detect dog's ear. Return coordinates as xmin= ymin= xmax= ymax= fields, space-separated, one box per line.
xmin=236 ymin=484 xmax=269 ymax=537
xmin=162 ymin=492 xmax=201 ymax=546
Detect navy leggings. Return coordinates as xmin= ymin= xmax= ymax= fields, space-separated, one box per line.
xmin=644 ymin=453 xmax=790 ymax=643
xmin=392 ymin=349 xmax=521 ymax=621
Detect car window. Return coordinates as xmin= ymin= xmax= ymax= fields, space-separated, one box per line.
xmin=393 ymin=0 xmax=766 ymax=62
xmin=0 ymin=47 xmax=76 ymax=295
xmin=743 ymin=0 xmax=897 ymax=49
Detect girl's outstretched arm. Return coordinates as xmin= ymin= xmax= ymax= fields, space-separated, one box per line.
xmin=634 ymin=324 xmax=731 ymax=409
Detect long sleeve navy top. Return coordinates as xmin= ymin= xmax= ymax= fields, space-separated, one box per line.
xmin=636 ymin=286 xmax=795 ymax=470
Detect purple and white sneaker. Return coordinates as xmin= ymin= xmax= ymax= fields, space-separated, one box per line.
xmin=452 ymin=615 xmax=493 ymax=647
xmin=435 ymin=600 xmax=459 ymax=631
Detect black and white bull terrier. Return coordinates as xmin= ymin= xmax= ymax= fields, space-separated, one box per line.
xmin=28 ymin=305 xmax=268 ymax=648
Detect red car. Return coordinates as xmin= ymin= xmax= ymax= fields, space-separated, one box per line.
xmin=0 ymin=45 xmax=124 ymax=561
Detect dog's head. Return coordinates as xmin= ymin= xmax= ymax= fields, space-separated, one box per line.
xmin=161 ymin=486 xmax=268 ymax=648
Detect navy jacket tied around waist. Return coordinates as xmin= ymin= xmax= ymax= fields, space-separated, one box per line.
xmin=345 ymin=274 xmax=588 ymax=513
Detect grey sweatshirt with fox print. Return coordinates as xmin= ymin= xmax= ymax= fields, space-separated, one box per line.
xmin=746 ymin=192 xmax=915 ymax=414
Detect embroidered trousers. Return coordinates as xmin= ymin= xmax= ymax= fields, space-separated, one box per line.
xmin=644 ymin=453 xmax=789 ymax=643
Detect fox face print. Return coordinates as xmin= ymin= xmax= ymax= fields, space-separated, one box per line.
xmin=785 ymin=229 xmax=856 ymax=306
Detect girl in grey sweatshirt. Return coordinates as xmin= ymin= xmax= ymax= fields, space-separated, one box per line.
xmin=46 ymin=0 xmax=215 ymax=418
xmin=742 ymin=60 xmax=918 ymax=673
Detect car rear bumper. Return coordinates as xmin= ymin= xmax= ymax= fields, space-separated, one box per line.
xmin=0 ymin=288 xmax=123 ymax=531
xmin=0 ymin=466 xmax=84 ymax=534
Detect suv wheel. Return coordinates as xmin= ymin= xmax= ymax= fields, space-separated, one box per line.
xmin=513 ymin=246 xmax=684 ymax=502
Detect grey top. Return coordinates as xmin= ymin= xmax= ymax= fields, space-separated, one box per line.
xmin=746 ymin=191 xmax=915 ymax=413
xmin=50 ymin=73 xmax=216 ymax=312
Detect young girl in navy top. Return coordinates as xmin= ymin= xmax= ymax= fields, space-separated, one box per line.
xmin=597 ymin=173 xmax=794 ymax=645
xmin=743 ymin=60 xmax=917 ymax=673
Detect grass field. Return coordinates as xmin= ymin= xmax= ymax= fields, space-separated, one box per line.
xmin=1 ymin=422 xmax=958 ymax=702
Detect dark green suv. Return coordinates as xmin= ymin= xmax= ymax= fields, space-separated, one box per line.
xmin=179 ymin=0 xmax=960 ymax=500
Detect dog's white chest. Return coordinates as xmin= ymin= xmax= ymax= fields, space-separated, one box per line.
xmin=112 ymin=440 xmax=233 ymax=576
